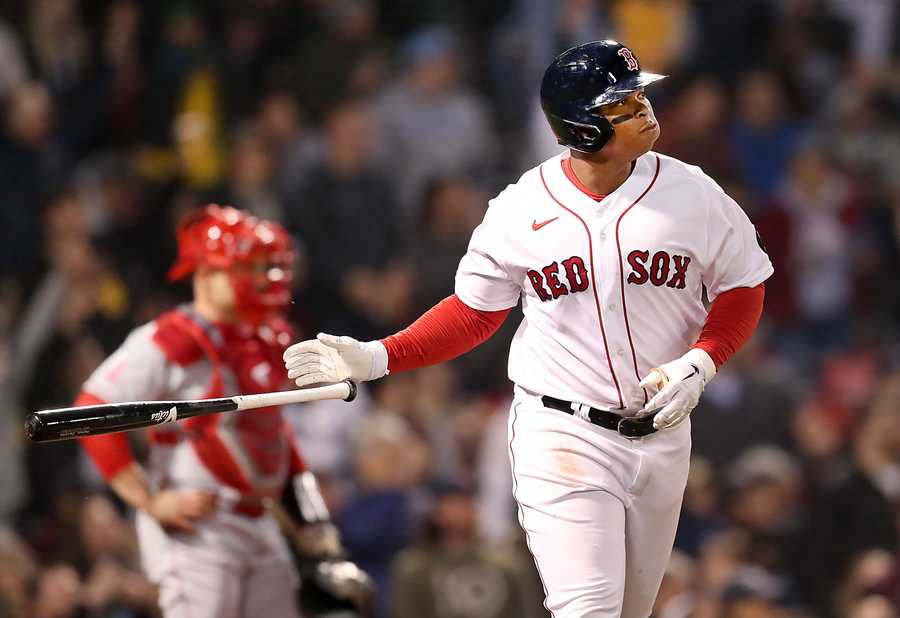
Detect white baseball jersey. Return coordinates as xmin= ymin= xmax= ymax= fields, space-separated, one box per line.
xmin=455 ymin=151 xmax=773 ymax=413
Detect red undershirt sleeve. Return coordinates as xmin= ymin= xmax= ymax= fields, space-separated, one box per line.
xmin=77 ymin=392 xmax=136 ymax=481
xmin=381 ymin=294 xmax=512 ymax=373
xmin=691 ymin=284 xmax=765 ymax=369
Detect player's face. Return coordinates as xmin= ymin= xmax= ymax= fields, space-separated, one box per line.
xmin=592 ymin=89 xmax=660 ymax=160
xmin=200 ymin=268 xmax=239 ymax=317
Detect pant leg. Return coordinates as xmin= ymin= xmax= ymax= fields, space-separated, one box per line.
xmin=517 ymin=487 xmax=627 ymax=617
xmin=241 ymin=560 xmax=300 ymax=618
xmin=620 ymin=422 xmax=691 ymax=618
xmin=136 ymin=511 xmax=243 ymax=618
xmin=508 ymin=399 xmax=641 ymax=618
xmin=157 ymin=555 xmax=244 ymax=618
xmin=241 ymin=517 xmax=300 ymax=618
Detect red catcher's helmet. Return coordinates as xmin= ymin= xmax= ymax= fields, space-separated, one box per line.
xmin=167 ymin=204 xmax=295 ymax=323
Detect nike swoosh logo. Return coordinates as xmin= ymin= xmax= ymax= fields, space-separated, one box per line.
xmin=682 ymin=364 xmax=700 ymax=381
xmin=532 ymin=217 xmax=559 ymax=231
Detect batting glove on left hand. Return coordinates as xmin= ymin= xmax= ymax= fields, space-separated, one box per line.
xmin=284 ymin=333 xmax=389 ymax=388
xmin=638 ymin=348 xmax=717 ymax=431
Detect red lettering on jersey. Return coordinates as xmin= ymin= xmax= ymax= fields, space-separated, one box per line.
xmin=650 ymin=251 xmax=670 ymax=286
xmin=618 ymin=47 xmax=639 ymax=71
xmin=527 ymin=269 xmax=552 ymax=301
xmin=562 ymin=256 xmax=589 ymax=292
xmin=667 ymin=255 xmax=691 ymax=289
xmin=626 ymin=250 xmax=650 ymax=284
xmin=542 ymin=262 xmax=569 ymax=299
xmin=628 ymin=250 xmax=692 ymax=288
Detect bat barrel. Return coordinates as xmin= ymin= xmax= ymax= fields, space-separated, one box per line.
xmin=25 ymin=402 xmax=170 ymax=443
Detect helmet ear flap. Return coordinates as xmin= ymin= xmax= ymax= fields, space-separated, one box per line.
xmin=562 ymin=118 xmax=615 ymax=153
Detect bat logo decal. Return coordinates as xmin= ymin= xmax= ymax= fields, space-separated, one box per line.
xmin=151 ymin=406 xmax=179 ymax=424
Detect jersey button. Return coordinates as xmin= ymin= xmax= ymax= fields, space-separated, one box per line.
xmin=598 ymin=232 xmax=606 ymax=240
xmin=608 ymin=302 xmax=617 ymax=311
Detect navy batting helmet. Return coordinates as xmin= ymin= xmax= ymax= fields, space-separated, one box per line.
xmin=540 ymin=40 xmax=666 ymax=153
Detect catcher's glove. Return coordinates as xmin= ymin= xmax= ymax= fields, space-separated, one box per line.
xmin=298 ymin=557 xmax=374 ymax=618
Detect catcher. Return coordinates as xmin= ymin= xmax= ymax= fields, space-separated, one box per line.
xmin=77 ymin=205 xmax=371 ymax=617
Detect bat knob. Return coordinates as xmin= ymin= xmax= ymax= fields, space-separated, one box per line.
xmin=25 ymin=413 xmax=45 ymax=442
xmin=343 ymin=380 xmax=358 ymax=403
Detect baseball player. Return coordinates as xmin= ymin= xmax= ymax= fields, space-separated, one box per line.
xmin=284 ymin=40 xmax=773 ymax=617
xmin=77 ymin=205 xmax=364 ymax=618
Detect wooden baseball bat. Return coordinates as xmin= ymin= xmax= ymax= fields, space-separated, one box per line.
xmin=26 ymin=380 xmax=357 ymax=443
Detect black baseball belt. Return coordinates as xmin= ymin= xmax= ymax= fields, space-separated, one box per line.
xmin=540 ymin=395 xmax=658 ymax=438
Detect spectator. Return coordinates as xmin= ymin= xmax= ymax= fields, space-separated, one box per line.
xmin=0 ymin=82 xmax=62 ymax=283
xmin=255 ymin=90 xmax=322 ymax=202
xmin=294 ymin=0 xmax=389 ymax=122
xmin=77 ymin=495 xmax=159 ymax=615
xmin=720 ymin=566 xmax=787 ymax=618
xmin=372 ymin=26 xmax=492 ymax=217
xmin=731 ymin=70 xmax=802 ymax=199
xmin=690 ymin=340 xmax=796 ymax=469
xmin=774 ymin=145 xmax=858 ymax=361
xmin=655 ymin=77 xmax=735 ymax=180
xmin=287 ymin=98 xmax=407 ymax=338
xmin=29 ymin=563 xmax=82 ymax=618
xmin=806 ymin=374 xmax=900 ymax=615
xmin=337 ymin=412 xmax=430 ymax=618
xmin=0 ymin=526 xmax=36 ymax=618
xmin=25 ymin=0 xmax=106 ymax=159
xmin=390 ymin=484 xmax=533 ymax=618
xmin=410 ymin=176 xmax=485 ymax=314
xmin=212 ymin=123 xmax=284 ymax=223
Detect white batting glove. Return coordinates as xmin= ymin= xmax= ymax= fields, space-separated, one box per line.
xmin=638 ymin=348 xmax=717 ymax=431
xmin=284 ymin=333 xmax=389 ymax=388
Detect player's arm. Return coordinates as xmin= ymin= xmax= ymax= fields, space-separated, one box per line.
xmin=284 ymin=294 xmax=511 ymax=386
xmin=638 ymin=182 xmax=773 ymax=430
xmin=78 ymin=326 xmax=216 ymax=531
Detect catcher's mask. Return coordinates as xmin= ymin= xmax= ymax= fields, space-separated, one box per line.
xmin=167 ymin=204 xmax=295 ymax=324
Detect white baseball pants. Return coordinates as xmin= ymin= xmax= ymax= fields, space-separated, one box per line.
xmin=508 ymin=386 xmax=691 ymax=618
xmin=136 ymin=509 xmax=300 ymax=618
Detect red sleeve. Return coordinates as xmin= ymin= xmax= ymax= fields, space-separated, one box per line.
xmin=692 ymin=284 xmax=765 ymax=368
xmin=77 ymin=392 xmax=136 ymax=481
xmin=381 ymin=294 xmax=511 ymax=373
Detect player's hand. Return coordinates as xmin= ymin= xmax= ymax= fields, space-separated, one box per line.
xmin=283 ymin=333 xmax=388 ymax=388
xmin=638 ymin=348 xmax=716 ymax=431
xmin=146 ymin=489 xmax=217 ymax=533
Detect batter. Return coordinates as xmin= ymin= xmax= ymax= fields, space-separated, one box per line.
xmin=284 ymin=40 xmax=773 ymax=617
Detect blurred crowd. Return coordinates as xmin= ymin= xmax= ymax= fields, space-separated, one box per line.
xmin=1 ymin=0 xmax=899 ymax=616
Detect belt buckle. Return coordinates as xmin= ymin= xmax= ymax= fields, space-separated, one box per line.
xmin=617 ymin=414 xmax=655 ymax=439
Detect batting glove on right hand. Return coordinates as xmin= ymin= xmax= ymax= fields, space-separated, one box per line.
xmin=284 ymin=333 xmax=389 ymax=388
